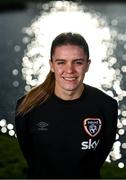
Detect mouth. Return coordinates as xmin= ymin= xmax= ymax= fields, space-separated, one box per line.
xmin=63 ymin=77 xmax=77 ymax=81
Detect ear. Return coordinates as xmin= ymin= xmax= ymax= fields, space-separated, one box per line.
xmin=86 ymin=59 xmax=91 ymax=72
xmin=49 ymin=59 xmax=54 ymax=72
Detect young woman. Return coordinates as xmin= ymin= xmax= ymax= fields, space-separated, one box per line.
xmin=15 ymin=32 xmax=118 ymax=179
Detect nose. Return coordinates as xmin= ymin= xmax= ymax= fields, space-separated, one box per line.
xmin=66 ymin=63 xmax=75 ymax=73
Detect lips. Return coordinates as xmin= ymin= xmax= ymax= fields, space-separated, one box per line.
xmin=63 ymin=77 xmax=77 ymax=81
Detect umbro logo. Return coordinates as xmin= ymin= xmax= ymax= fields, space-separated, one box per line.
xmin=36 ymin=121 xmax=49 ymax=131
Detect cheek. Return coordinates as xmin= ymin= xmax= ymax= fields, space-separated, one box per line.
xmin=82 ymin=64 xmax=89 ymax=72
xmin=54 ymin=67 xmax=64 ymax=75
xmin=76 ymin=66 xmax=86 ymax=73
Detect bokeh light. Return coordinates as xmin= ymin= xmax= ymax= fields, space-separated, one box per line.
xmin=0 ymin=118 xmax=16 ymax=137
xmin=118 ymin=162 xmax=125 ymax=168
xmin=21 ymin=1 xmax=114 ymax=90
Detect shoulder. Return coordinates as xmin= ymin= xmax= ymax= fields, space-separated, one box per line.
xmin=85 ymin=84 xmax=117 ymax=106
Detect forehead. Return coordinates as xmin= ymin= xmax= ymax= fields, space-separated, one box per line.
xmin=52 ymin=44 xmax=86 ymax=58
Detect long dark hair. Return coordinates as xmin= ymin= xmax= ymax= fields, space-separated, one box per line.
xmin=17 ymin=32 xmax=89 ymax=115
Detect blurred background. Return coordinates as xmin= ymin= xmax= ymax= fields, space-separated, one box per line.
xmin=0 ymin=0 xmax=126 ymax=178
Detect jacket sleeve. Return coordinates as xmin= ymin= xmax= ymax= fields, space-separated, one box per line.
xmin=15 ymin=98 xmax=32 ymax=166
xmin=96 ymin=98 xmax=118 ymax=168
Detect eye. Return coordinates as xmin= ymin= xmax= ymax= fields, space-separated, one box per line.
xmin=75 ymin=60 xmax=83 ymax=65
xmin=56 ymin=60 xmax=65 ymax=65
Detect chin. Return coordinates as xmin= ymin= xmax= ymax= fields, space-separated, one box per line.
xmin=62 ymin=84 xmax=79 ymax=91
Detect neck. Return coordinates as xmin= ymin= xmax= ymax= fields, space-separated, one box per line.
xmin=54 ymin=84 xmax=84 ymax=100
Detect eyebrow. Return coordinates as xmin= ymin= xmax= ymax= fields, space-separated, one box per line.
xmin=54 ymin=58 xmax=85 ymax=62
xmin=73 ymin=59 xmax=87 ymax=63
xmin=54 ymin=59 xmax=65 ymax=62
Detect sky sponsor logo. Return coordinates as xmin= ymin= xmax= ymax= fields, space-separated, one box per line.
xmin=81 ymin=138 xmax=100 ymax=150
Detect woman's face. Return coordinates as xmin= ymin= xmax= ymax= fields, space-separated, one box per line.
xmin=50 ymin=44 xmax=91 ymax=97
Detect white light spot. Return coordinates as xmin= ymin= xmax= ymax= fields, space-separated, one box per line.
xmin=8 ymin=130 xmax=15 ymax=136
xmin=13 ymin=80 xmax=19 ymax=87
xmin=7 ymin=123 xmax=14 ymax=130
xmin=108 ymin=57 xmax=117 ymax=66
xmin=118 ymin=109 xmax=121 ymax=116
xmin=122 ymin=111 xmax=126 ymax=117
xmin=114 ymin=141 xmax=121 ymax=147
xmin=0 ymin=119 xmax=6 ymax=127
xmin=106 ymin=155 xmax=111 ymax=163
xmin=117 ymin=121 xmax=123 ymax=129
xmin=122 ymin=119 xmax=126 ymax=126
xmin=12 ymin=69 xmax=19 ymax=76
xmin=122 ymin=143 xmax=126 ymax=149
xmin=111 ymin=141 xmax=121 ymax=161
xmin=118 ymin=129 xmax=125 ymax=135
xmin=106 ymin=90 xmax=114 ymax=97
xmin=25 ymin=85 xmax=31 ymax=92
xmin=111 ymin=152 xmax=121 ymax=161
xmin=115 ymin=133 xmax=119 ymax=140
xmin=14 ymin=45 xmax=21 ymax=52
xmin=42 ymin=3 xmax=50 ymax=11
xmin=111 ymin=19 xmax=118 ymax=26
xmin=121 ymin=66 xmax=126 ymax=72
xmin=22 ymin=36 xmax=30 ymax=44
xmin=118 ymin=162 xmax=124 ymax=168
xmin=1 ymin=127 xmax=7 ymax=133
